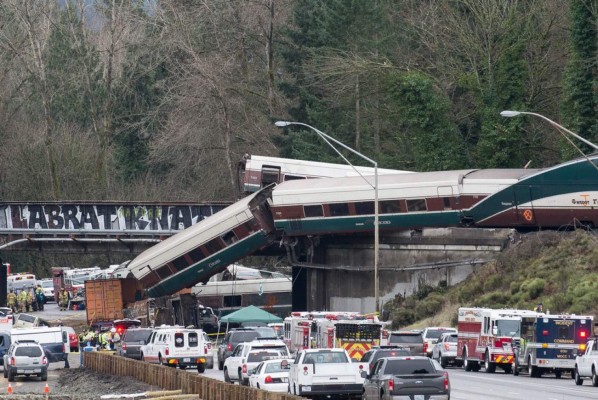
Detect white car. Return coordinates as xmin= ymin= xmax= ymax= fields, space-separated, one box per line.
xmin=249 ymin=358 xmax=293 ymax=392
xmin=223 ymin=338 xmax=289 ymax=385
xmin=36 ymin=279 xmax=54 ymax=303
xmin=422 ymin=326 xmax=457 ymax=357
xmin=224 ymin=347 xmax=284 ymax=385
xmin=431 ymin=332 xmax=459 ymax=368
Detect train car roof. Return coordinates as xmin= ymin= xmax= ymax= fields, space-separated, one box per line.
xmin=462 ymin=168 xmax=540 ymax=181
xmin=126 ymin=188 xmax=266 ymax=275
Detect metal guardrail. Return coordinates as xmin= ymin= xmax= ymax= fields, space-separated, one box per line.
xmin=83 ymin=351 xmax=305 ymax=400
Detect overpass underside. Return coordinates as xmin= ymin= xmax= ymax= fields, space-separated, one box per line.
xmin=289 ymin=227 xmax=515 ymax=314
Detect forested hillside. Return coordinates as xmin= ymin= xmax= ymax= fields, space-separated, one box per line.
xmin=0 ymin=0 xmax=596 ymax=203
xmin=386 ymin=230 xmax=598 ymax=328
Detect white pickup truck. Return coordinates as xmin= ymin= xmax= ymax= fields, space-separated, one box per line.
xmin=288 ymin=348 xmax=366 ymax=399
xmin=574 ymin=338 xmax=598 ymax=386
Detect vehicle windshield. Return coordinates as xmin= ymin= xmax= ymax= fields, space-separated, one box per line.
xmin=304 ymin=352 xmax=349 ymax=364
xmin=265 ymin=362 xmax=287 ymax=373
xmin=41 ymin=281 xmax=53 ymax=288
xmin=445 ymin=335 xmax=457 ymax=343
xmin=124 ymin=330 xmax=152 ymax=342
xmin=389 ymin=333 xmax=422 ymax=344
xmin=385 ymin=359 xmax=436 ymax=375
xmin=231 ymin=331 xmax=260 ymax=344
xmin=15 ymin=346 xmax=42 ymax=357
xmin=375 ymin=349 xmax=410 ymax=360
xmin=247 ymin=351 xmax=281 ymax=362
xmin=496 ymin=320 xmax=520 ymax=337
xmin=425 ymin=329 xmax=454 ymax=339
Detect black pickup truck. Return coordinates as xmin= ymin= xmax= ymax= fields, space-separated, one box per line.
xmin=361 ymin=356 xmax=450 ymax=400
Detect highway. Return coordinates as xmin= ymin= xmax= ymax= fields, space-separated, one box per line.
xmin=202 ymin=361 xmax=598 ymax=400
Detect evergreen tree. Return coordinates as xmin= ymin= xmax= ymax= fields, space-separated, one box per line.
xmin=562 ymin=0 xmax=598 ymax=158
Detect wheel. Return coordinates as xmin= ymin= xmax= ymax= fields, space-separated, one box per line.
xmin=592 ymin=367 xmax=598 ymax=387
xmin=528 ymin=357 xmax=538 ymax=378
xmin=440 ymin=356 xmax=448 ymax=369
xmin=463 ymin=349 xmax=472 ymax=372
xmin=218 ymin=360 xmax=224 ymax=370
xmin=555 ymin=369 xmax=562 ymax=379
xmin=238 ymin=369 xmax=243 ymax=384
xmin=8 ymin=369 xmax=14 ymax=382
xmin=40 ymin=370 xmax=47 ymax=381
xmin=484 ymin=350 xmax=496 ymax=373
xmin=197 ymin=363 xmax=206 ymax=373
xmin=574 ymin=367 xmax=583 ymax=386
xmin=224 ymin=368 xmax=231 ymax=383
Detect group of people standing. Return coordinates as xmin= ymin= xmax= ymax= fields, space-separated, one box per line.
xmin=79 ymin=327 xmax=121 ymax=351
xmin=6 ymin=285 xmax=46 ymax=313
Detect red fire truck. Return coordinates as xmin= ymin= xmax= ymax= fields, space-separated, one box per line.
xmin=457 ymin=307 xmax=534 ymax=373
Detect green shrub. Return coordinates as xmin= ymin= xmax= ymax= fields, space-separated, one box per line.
xmin=476 ymin=291 xmax=511 ymax=308
xmin=519 ymin=278 xmax=546 ymax=300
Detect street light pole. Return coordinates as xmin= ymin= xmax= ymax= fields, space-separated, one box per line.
xmin=275 ymin=121 xmax=380 ymax=314
xmin=500 ymin=110 xmax=598 ymax=151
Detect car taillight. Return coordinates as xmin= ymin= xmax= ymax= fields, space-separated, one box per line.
xmin=242 ymin=364 xmax=247 ymax=374
xmin=423 ymin=342 xmax=428 ymax=353
xmin=62 ymin=344 xmax=65 ymax=353
xmin=388 ymin=379 xmax=394 ymax=392
xmin=165 ymin=348 xmax=169 ymax=356
xmin=10 ymin=357 xmax=15 ymax=366
xmin=122 ymin=343 xmax=127 ymax=351
xmin=579 ymin=330 xmax=588 ymax=339
xmin=42 ymin=356 xmax=47 ymax=365
xmin=358 ymin=364 xmax=363 ymax=370
xmin=265 ymin=375 xmax=273 ymax=383
xmin=227 ymin=343 xmax=233 ymax=351
xmin=443 ymin=371 xmax=449 ymax=390
xmin=444 ymin=343 xmax=450 ymax=351
xmin=204 ymin=346 xmax=208 ymax=354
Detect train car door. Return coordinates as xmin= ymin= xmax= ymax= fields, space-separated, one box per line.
xmin=512 ymin=185 xmax=537 ymax=225
xmin=260 ymin=166 xmax=281 ymax=188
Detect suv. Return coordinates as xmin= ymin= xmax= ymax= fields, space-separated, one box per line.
xmin=422 ymin=327 xmax=457 ymax=357
xmin=361 ymin=346 xmax=411 ymax=373
xmin=224 ymin=347 xmax=285 ymax=385
xmin=223 ymin=338 xmax=289 ymax=385
xmin=3 ymin=340 xmax=48 ymax=382
xmin=117 ymin=328 xmax=153 ymax=360
xmin=388 ymin=330 xmax=425 ymax=356
xmin=217 ymin=328 xmax=262 ymax=370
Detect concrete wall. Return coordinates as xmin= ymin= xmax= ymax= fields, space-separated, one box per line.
xmin=300 ymin=227 xmax=514 ymax=313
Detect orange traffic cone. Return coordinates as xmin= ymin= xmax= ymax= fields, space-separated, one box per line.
xmin=44 ymin=383 xmax=49 ymax=394
xmin=7 ymin=383 xmax=12 ymax=394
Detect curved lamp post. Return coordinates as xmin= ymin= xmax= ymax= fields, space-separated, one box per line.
xmin=274 ymin=121 xmax=380 ymax=314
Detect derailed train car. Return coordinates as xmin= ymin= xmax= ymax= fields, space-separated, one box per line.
xmin=127 ymin=186 xmax=276 ymax=298
xmin=127 ymin=154 xmax=598 ymax=297
xmin=271 ymin=154 xmax=598 ymax=235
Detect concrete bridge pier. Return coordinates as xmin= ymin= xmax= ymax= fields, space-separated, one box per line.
xmin=292 ymin=227 xmax=515 ymax=314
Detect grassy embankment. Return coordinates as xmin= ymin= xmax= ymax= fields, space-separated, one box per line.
xmin=385 ymin=230 xmax=598 ymax=329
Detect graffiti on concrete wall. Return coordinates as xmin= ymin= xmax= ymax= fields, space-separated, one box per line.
xmin=0 ymin=203 xmax=228 ymax=234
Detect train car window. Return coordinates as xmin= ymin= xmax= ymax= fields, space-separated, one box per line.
xmin=355 ymin=201 xmax=374 ymax=215
xmin=261 ymin=166 xmax=281 ymax=187
xmin=224 ymin=295 xmax=242 ymax=307
xmin=188 ymin=247 xmax=205 ymax=263
xmin=381 ymin=200 xmax=401 ymax=214
xmin=156 ymin=266 xmax=172 ymax=279
xmin=329 ymin=203 xmax=350 ymax=216
xmin=284 ymin=174 xmax=306 ymax=181
xmin=442 ymin=197 xmax=451 ymax=209
xmin=244 ymin=220 xmax=259 ymax=233
xmin=221 ymin=230 xmax=238 ymax=245
xmin=304 ymin=205 xmax=323 ymax=218
xmin=172 ymin=256 xmax=189 ymax=271
xmin=406 ymin=199 xmax=427 ymax=212
xmin=204 ymin=239 xmax=224 ymax=254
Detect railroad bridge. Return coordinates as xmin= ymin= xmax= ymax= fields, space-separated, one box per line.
xmin=0 ymin=201 xmax=512 ymax=314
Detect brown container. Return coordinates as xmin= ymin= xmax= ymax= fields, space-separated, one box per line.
xmin=85 ymin=278 xmax=143 ymax=324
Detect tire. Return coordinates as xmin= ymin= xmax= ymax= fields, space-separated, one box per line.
xmin=198 ymin=363 xmax=206 ymax=374
xmin=512 ymin=358 xmax=519 ymax=376
xmin=440 ymin=356 xmax=448 ymax=369
xmin=40 ymin=370 xmax=47 ymax=381
xmin=528 ymin=357 xmax=538 ymax=378
xmin=555 ymin=369 xmax=562 ymax=379
xmin=8 ymin=369 xmax=14 ymax=382
xmin=484 ymin=350 xmax=496 ymax=373
xmin=463 ymin=349 xmax=472 ymax=372
xmin=592 ymin=367 xmax=598 ymax=387
xmin=224 ymin=368 xmax=231 ymax=383
xmin=575 ymin=367 xmax=583 ymax=386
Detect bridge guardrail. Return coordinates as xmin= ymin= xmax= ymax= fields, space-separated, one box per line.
xmin=83 ymin=352 xmax=306 ymax=400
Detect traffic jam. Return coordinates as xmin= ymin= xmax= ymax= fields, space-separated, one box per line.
xmin=111 ymin=308 xmax=598 ymax=399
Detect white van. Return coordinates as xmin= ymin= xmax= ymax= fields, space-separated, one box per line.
xmin=140 ymin=326 xmax=208 ymax=373
xmin=10 ymin=327 xmax=70 ymax=363
xmin=7 ymin=274 xmax=37 ymax=292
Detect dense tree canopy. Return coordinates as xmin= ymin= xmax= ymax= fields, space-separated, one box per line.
xmin=0 ymin=0 xmax=595 ymax=202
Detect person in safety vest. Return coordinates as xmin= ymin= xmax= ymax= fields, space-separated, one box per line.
xmin=18 ymin=290 xmax=28 ymax=313
xmin=59 ymin=288 xmax=69 ymax=311
xmin=35 ymin=287 xmax=45 ymax=311
xmin=26 ymin=289 xmax=35 ymax=312
xmin=99 ymin=330 xmax=110 ymax=350
xmin=7 ymin=290 xmax=17 ymax=313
